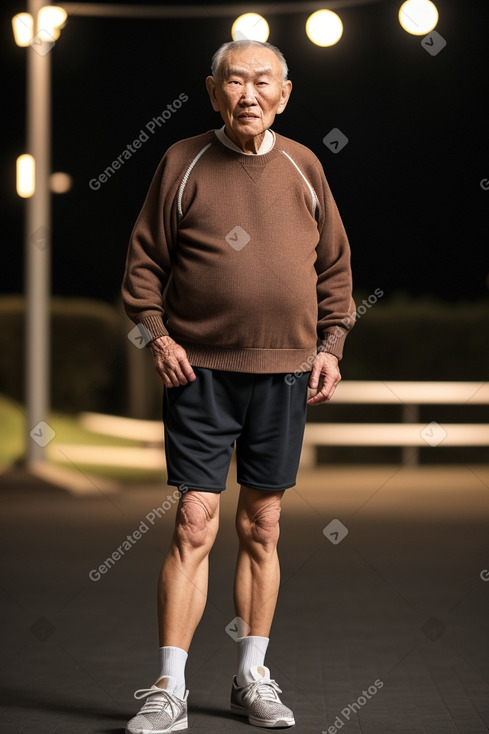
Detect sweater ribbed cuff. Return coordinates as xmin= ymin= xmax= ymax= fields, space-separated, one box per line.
xmin=319 ymin=328 xmax=348 ymax=361
xmin=138 ymin=314 xmax=169 ymax=345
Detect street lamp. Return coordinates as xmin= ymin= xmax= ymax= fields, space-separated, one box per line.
xmin=13 ymin=1 xmax=67 ymax=469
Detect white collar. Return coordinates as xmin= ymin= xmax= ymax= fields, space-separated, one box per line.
xmin=215 ymin=125 xmax=275 ymax=155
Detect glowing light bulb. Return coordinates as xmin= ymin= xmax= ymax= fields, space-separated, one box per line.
xmin=306 ymin=10 xmax=343 ymax=47
xmin=17 ymin=154 xmax=35 ymax=198
xmin=231 ymin=13 xmax=269 ymax=42
xmin=399 ymin=0 xmax=438 ymax=35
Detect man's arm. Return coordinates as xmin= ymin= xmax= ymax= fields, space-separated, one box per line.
xmin=122 ymin=155 xmax=171 ymax=337
xmin=122 ymin=153 xmax=195 ymax=386
xmin=308 ymin=162 xmax=355 ymax=403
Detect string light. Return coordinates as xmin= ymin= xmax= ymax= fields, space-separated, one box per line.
xmin=231 ymin=13 xmax=269 ymax=42
xmin=398 ymin=0 xmax=438 ymax=35
xmin=306 ymin=9 xmax=344 ymax=47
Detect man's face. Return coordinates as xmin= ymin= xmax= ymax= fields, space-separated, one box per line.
xmin=206 ymin=45 xmax=292 ymax=153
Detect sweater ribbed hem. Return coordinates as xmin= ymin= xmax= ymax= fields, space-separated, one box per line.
xmin=135 ymin=317 xmax=347 ymax=362
xmin=179 ymin=343 xmax=317 ymax=374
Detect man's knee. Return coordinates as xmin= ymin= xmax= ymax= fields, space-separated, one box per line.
xmin=236 ymin=493 xmax=282 ymax=553
xmin=174 ymin=491 xmax=219 ymax=552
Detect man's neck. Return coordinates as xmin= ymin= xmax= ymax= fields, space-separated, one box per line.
xmin=224 ymin=125 xmax=265 ymax=154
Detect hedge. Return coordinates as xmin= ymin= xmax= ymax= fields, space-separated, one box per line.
xmin=342 ymin=292 xmax=489 ymax=381
xmin=0 ymin=296 xmax=124 ymax=413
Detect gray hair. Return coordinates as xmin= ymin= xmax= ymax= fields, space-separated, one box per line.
xmin=211 ymin=40 xmax=289 ymax=81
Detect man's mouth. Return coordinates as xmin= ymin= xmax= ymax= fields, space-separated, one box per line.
xmin=238 ymin=113 xmax=259 ymax=120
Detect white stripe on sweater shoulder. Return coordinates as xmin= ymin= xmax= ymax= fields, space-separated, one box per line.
xmin=177 ymin=142 xmax=213 ymax=221
xmin=277 ymin=149 xmax=318 ymax=218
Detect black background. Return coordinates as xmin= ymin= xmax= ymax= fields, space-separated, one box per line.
xmin=2 ymin=0 xmax=488 ymax=304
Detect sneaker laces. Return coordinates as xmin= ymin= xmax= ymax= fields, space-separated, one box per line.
xmin=246 ymin=678 xmax=282 ymax=704
xmin=133 ymin=687 xmax=183 ymax=716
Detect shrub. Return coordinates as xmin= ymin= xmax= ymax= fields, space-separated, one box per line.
xmin=0 ymin=296 xmax=124 ymax=413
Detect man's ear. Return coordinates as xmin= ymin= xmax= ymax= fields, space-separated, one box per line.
xmin=205 ymin=75 xmax=221 ymax=112
xmin=276 ymin=79 xmax=293 ymax=115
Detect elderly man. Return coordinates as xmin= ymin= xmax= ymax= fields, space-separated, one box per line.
xmin=122 ymin=39 xmax=354 ymax=733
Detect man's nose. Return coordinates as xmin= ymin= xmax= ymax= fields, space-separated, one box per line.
xmin=240 ymin=84 xmax=257 ymax=104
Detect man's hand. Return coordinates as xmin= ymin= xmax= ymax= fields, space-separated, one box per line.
xmin=150 ymin=336 xmax=196 ymax=388
xmin=307 ymin=352 xmax=341 ymax=405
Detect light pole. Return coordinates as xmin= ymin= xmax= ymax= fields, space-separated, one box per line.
xmin=13 ymin=2 xmax=67 ymax=468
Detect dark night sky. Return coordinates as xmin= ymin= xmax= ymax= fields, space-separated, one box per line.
xmin=2 ymin=0 xmax=488 ymax=305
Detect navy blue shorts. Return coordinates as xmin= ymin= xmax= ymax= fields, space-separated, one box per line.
xmin=162 ymin=367 xmax=309 ymax=493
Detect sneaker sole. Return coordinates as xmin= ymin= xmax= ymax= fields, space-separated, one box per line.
xmin=231 ymin=703 xmax=294 ymax=728
xmin=249 ymin=715 xmax=295 ymax=729
xmin=125 ymin=717 xmax=188 ymax=734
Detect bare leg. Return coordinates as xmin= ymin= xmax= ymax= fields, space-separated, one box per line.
xmin=233 ymin=486 xmax=284 ymax=637
xmin=157 ymin=490 xmax=220 ymax=650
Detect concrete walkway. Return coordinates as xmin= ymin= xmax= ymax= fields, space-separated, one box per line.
xmin=1 ymin=464 xmax=488 ymax=733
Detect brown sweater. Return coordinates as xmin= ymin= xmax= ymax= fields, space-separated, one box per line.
xmin=122 ymin=129 xmax=355 ymax=372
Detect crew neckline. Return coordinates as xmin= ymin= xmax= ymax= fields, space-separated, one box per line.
xmin=214 ymin=125 xmax=276 ymax=155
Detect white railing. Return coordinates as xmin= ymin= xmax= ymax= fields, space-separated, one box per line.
xmin=302 ymin=381 xmax=489 ymax=466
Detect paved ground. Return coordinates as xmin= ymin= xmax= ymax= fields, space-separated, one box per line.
xmin=1 ymin=463 xmax=488 ymax=733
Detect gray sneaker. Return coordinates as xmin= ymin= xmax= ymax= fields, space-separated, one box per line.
xmin=126 ymin=675 xmax=188 ymax=734
xmin=231 ymin=665 xmax=295 ymax=728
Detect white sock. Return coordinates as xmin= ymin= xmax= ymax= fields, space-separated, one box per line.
xmin=236 ymin=636 xmax=269 ymax=687
xmin=158 ymin=646 xmax=188 ymax=698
